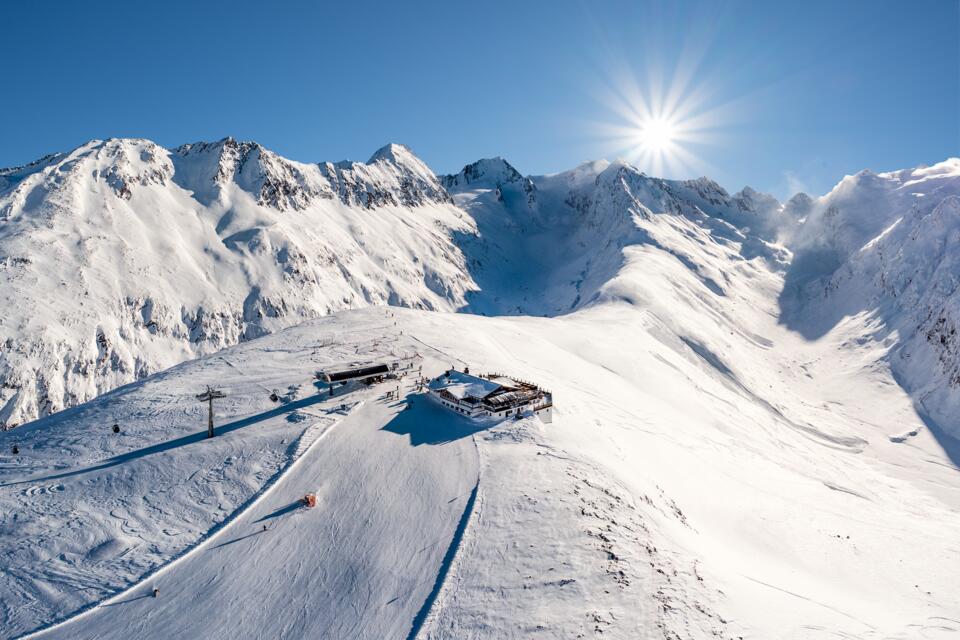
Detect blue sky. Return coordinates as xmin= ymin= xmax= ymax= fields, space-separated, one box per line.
xmin=1 ymin=0 xmax=957 ymax=198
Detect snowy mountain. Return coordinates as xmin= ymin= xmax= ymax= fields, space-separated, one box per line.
xmin=0 ymin=138 xmax=476 ymax=427
xmin=0 ymin=139 xmax=796 ymax=428
xmin=443 ymin=156 xmax=792 ymax=316
xmin=4 ymin=136 xmax=957 ymax=442
xmin=0 ymin=140 xmax=959 ymax=638
xmin=781 ymin=159 xmax=960 ymax=437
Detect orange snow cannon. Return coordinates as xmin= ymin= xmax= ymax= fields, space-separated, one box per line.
xmin=302 ymin=493 xmax=317 ymax=508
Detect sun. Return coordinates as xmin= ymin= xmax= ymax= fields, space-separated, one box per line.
xmin=587 ymin=52 xmax=730 ymax=178
xmin=619 ymin=110 xmax=690 ymax=176
xmin=636 ymin=116 xmax=677 ymax=153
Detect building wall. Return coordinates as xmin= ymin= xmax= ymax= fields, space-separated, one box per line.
xmin=428 ymin=388 xmax=552 ymax=424
xmin=534 ymin=405 xmax=553 ymax=424
xmin=429 ymin=390 xmax=483 ymax=417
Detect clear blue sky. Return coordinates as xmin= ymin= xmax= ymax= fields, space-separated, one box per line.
xmin=1 ymin=0 xmax=957 ymax=198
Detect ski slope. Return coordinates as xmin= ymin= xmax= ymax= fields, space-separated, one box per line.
xmin=3 ymin=289 xmax=959 ymax=638
xmin=34 ymin=397 xmax=479 ymax=640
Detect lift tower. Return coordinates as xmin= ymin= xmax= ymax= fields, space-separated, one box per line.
xmin=196 ymin=386 xmax=226 ymax=438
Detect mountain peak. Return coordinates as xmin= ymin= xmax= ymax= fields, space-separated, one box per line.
xmin=784 ymin=192 xmax=814 ymax=219
xmin=365 ymin=143 xmax=437 ymax=179
xmin=367 ymin=142 xmax=413 ymax=164
xmin=442 ymin=157 xmax=525 ymax=190
xmin=440 ymin=157 xmax=537 ymax=211
xmin=680 ymin=176 xmax=729 ymax=198
xmin=733 ymin=185 xmax=780 ymax=212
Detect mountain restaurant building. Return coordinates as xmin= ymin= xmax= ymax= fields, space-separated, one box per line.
xmin=427 ymin=369 xmax=553 ymax=423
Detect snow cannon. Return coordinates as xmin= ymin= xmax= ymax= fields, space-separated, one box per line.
xmin=301 ymin=493 xmax=317 ymax=509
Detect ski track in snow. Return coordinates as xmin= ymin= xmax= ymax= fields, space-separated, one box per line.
xmin=407 ymin=475 xmax=480 ymax=640
xmin=15 ymin=408 xmax=352 ymax=640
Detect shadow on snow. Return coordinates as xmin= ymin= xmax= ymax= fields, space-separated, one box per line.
xmin=210 ymin=527 xmax=270 ymax=550
xmin=255 ymin=501 xmax=303 ymax=523
xmin=1 ymin=393 xmax=329 ymax=487
xmin=405 ymin=480 xmax=479 ymax=640
xmin=381 ymin=395 xmax=492 ymax=446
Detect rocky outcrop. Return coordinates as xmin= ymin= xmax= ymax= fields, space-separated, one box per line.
xmin=0 ymin=138 xmax=474 ymax=428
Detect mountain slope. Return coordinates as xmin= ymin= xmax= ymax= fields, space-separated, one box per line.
xmin=442 ymin=157 xmax=790 ymax=317
xmin=781 ymin=158 xmax=960 ymax=438
xmin=0 ymin=140 xmax=793 ymax=428
xmin=2 ymin=227 xmax=958 ymax=638
xmin=0 ymin=138 xmax=476 ymax=427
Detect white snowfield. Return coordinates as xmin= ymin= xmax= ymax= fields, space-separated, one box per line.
xmin=2 ymin=243 xmax=959 ymax=637
xmin=0 ymin=142 xmax=958 ymax=638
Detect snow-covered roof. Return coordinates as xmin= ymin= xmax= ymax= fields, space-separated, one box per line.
xmin=429 ymin=371 xmax=502 ymax=401
xmin=485 ymin=375 xmax=518 ymax=387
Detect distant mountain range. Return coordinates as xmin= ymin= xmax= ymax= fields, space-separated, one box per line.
xmin=1 ymin=137 xmax=957 ymax=433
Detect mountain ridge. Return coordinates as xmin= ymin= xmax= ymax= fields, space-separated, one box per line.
xmin=1 ymin=136 xmax=958 ymax=432
xmin=1 ymin=141 xmax=959 ymax=639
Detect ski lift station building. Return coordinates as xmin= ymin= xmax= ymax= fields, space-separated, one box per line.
xmin=316 ymin=356 xmax=420 ymax=395
xmin=318 ymin=362 xmax=393 ymax=385
xmin=427 ymin=369 xmax=553 ymax=423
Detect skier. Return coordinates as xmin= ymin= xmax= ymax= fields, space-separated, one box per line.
xmin=152 ymin=587 xmax=159 ymax=598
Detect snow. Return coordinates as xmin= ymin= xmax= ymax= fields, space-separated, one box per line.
xmin=0 ymin=138 xmax=475 ymax=427
xmin=0 ymin=136 xmax=797 ymax=427
xmin=4 ymin=293 xmax=959 ymax=638
xmin=782 ymin=158 xmax=960 ymax=440
xmin=428 ymin=370 xmax=501 ymax=400
xmin=34 ymin=398 xmax=477 ymax=640
xmin=1 ymin=140 xmax=959 ymax=638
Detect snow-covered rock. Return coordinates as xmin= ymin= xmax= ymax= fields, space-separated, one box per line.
xmin=321 ymin=143 xmax=453 ymax=209
xmin=783 ymin=158 xmax=960 ymax=436
xmin=815 ymin=194 xmax=960 ymax=434
xmin=788 ymin=159 xmax=960 ymax=279
xmin=0 ymin=138 xmax=474 ymax=428
xmin=172 ymin=138 xmax=334 ymax=210
xmin=783 ymin=191 xmax=814 ymax=220
xmin=441 ymin=157 xmax=537 ymax=210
